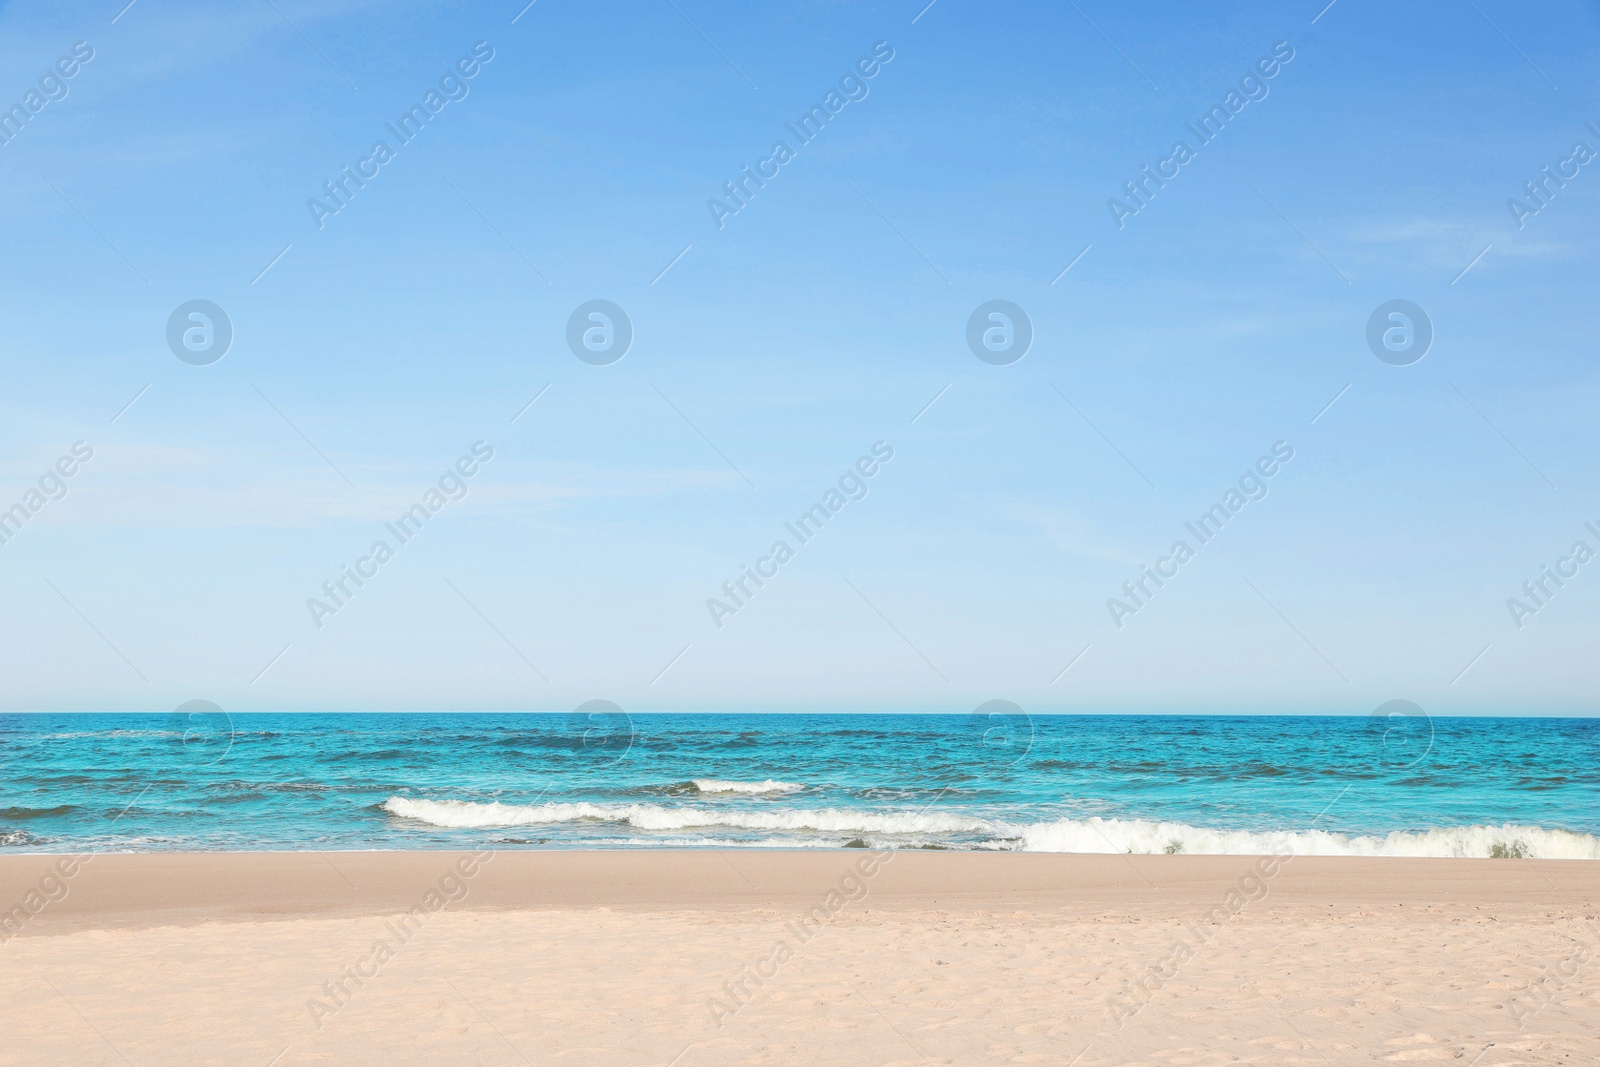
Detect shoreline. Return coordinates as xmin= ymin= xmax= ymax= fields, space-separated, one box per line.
xmin=4 ymin=849 xmax=1596 ymax=935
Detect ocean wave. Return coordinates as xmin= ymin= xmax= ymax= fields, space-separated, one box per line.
xmin=0 ymin=805 xmax=75 ymax=820
xmin=1017 ymin=817 xmax=1600 ymax=860
xmin=689 ymin=779 xmax=803 ymax=795
xmin=210 ymin=781 xmax=336 ymax=794
xmin=383 ymin=796 xmax=1600 ymax=859
xmin=383 ymin=797 xmax=994 ymax=836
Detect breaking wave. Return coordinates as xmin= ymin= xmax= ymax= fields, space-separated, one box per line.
xmin=688 ymin=779 xmax=803 ymax=795
xmin=1016 ymin=817 xmax=1600 ymax=859
xmin=383 ymin=797 xmax=991 ymax=836
xmin=382 ymin=797 xmax=1600 ymax=859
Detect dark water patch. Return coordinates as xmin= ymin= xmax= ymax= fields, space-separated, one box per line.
xmin=1234 ymin=763 xmax=1290 ymax=778
xmin=0 ymin=805 xmax=75 ymax=819
xmin=628 ymin=781 xmax=700 ymax=796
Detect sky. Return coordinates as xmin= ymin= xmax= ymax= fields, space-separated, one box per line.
xmin=0 ymin=0 xmax=1596 ymax=715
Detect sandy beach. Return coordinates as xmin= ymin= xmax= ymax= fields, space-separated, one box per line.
xmin=0 ymin=850 xmax=1594 ymax=1065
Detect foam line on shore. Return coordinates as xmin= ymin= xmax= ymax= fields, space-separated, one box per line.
xmin=381 ymin=797 xmax=1600 ymax=859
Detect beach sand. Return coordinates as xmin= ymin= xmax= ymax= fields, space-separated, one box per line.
xmin=1 ymin=850 xmax=1595 ymax=1066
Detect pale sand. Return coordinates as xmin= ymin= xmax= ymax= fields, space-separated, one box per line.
xmin=1 ymin=851 xmax=1595 ymax=1066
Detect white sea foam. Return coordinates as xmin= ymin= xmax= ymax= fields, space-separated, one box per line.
xmin=1017 ymin=817 xmax=1600 ymax=860
xmin=689 ymin=779 xmax=803 ymax=795
xmin=382 ymin=797 xmax=992 ymax=836
xmin=381 ymin=797 xmax=1600 ymax=860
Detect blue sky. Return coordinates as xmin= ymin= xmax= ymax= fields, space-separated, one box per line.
xmin=0 ymin=0 xmax=1596 ymax=714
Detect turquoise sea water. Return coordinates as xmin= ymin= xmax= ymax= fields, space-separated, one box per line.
xmin=1 ymin=712 xmax=1596 ymax=857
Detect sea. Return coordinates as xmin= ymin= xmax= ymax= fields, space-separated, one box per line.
xmin=2 ymin=710 xmax=1596 ymax=858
